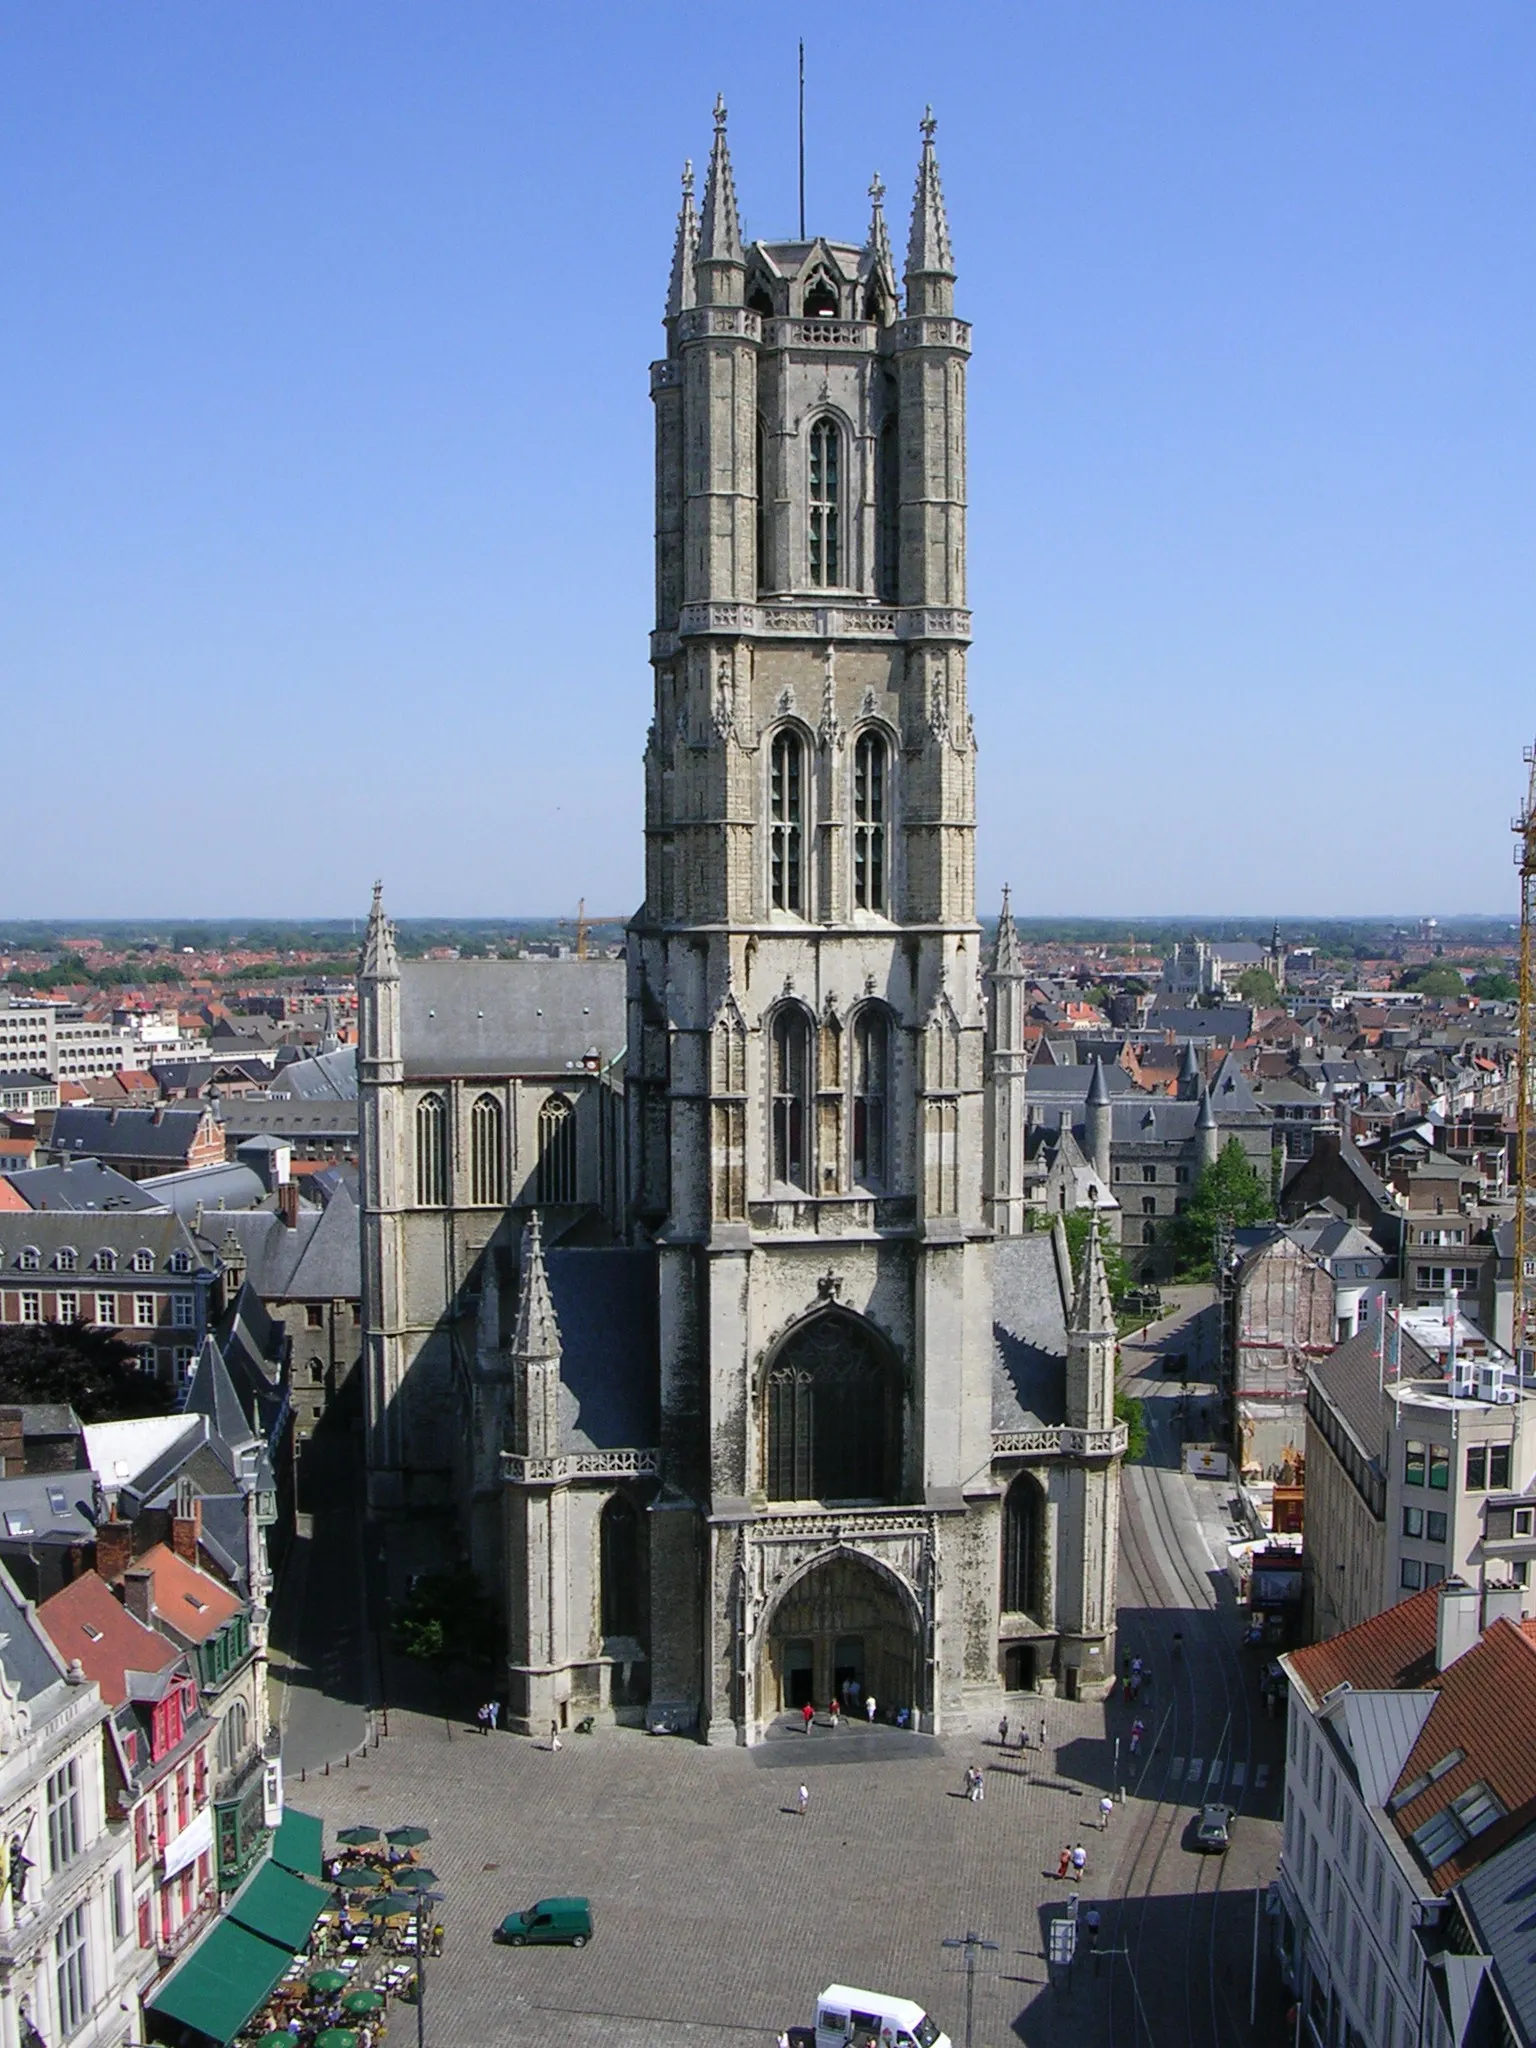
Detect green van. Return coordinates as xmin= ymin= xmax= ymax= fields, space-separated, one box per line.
xmin=494 ymin=1896 xmax=593 ymax=1948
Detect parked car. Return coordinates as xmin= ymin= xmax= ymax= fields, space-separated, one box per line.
xmin=1193 ymin=1803 xmax=1234 ymax=1853
xmin=494 ymin=1896 xmax=593 ymax=1947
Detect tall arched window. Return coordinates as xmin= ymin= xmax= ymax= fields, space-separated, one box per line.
xmin=875 ymin=412 xmax=899 ymax=602
xmin=1002 ymin=1475 xmax=1042 ymax=1617
xmin=415 ymin=1094 xmax=447 ymax=1207
xmin=852 ymin=1007 xmax=889 ymax=1187
xmin=769 ymin=729 xmax=805 ymax=913
xmin=469 ymin=1093 xmax=505 ymax=1207
xmin=600 ymin=1493 xmax=642 ymax=1639
xmin=770 ymin=1008 xmax=811 ymax=1191
xmin=766 ymin=1311 xmax=899 ymax=1504
xmin=536 ymin=1094 xmax=577 ymax=1205
xmin=853 ymin=730 xmax=887 ymax=913
xmin=808 ymin=418 xmax=841 ymax=586
xmin=756 ymin=417 xmax=771 ymax=595
xmin=217 ymin=1697 xmax=250 ymax=1774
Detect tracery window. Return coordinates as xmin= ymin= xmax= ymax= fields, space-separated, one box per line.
xmin=765 ymin=1312 xmax=898 ymax=1504
xmin=852 ymin=1007 xmax=889 ymax=1187
xmin=469 ymin=1093 xmax=505 ymax=1207
xmin=1002 ymin=1474 xmax=1042 ymax=1617
xmin=769 ymin=730 xmax=805 ymax=913
xmin=808 ymin=418 xmax=841 ymax=586
xmin=536 ymin=1094 xmax=577 ymax=1205
xmin=770 ymin=1008 xmax=811 ymax=1191
xmin=600 ymin=1493 xmax=642 ymax=1640
xmin=415 ymin=1093 xmax=447 ymax=1207
xmin=852 ymin=730 xmax=887 ymax=912
xmin=756 ymin=417 xmax=771 ymax=594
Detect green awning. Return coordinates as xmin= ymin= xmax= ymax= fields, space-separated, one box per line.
xmin=228 ymin=1859 xmax=330 ymax=1954
xmin=148 ymin=1916 xmax=293 ymax=2045
xmin=271 ymin=1806 xmax=324 ymax=1881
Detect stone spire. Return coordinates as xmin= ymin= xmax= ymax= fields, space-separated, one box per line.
xmin=993 ymin=884 xmax=1024 ymax=978
xmin=863 ymin=172 xmax=898 ymax=316
xmin=904 ymin=106 xmax=955 ymax=316
xmin=1085 ymin=1055 xmax=1112 ymax=1184
xmin=1071 ymin=1205 xmax=1115 ymax=1339
xmin=1195 ymin=1084 xmax=1220 ymax=1170
xmin=665 ymin=160 xmax=698 ymax=320
xmin=695 ymin=95 xmax=744 ymax=306
xmin=1066 ymin=1203 xmax=1116 ymax=1432
xmin=509 ymin=1211 xmax=562 ymax=1458
xmin=1177 ymin=1039 xmax=1201 ymax=1100
xmin=360 ymin=880 xmax=398 ymax=980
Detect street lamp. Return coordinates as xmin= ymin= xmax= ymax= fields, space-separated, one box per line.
xmin=940 ymin=1931 xmax=997 ymax=2048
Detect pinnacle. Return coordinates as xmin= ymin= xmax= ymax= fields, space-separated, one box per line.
xmin=666 ymin=159 xmax=699 ymax=320
xmin=904 ymin=103 xmax=954 ymax=312
xmin=510 ymin=1210 xmax=561 ymax=1362
xmin=993 ymin=884 xmax=1024 ymax=978
xmin=862 ymin=170 xmax=898 ymax=313
xmin=360 ymin=879 xmax=399 ymax=980
xmin=1085 ymin=1055 xmax=1111 ymax=1107
xmin=1071 ymin=1205 xmax=1115 ymax=1337
xmin=697 ymin=94 xmax=744 ymax=275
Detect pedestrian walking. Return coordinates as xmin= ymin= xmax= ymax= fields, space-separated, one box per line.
xmin=476 ymin=1703 xmax=489 ymax=1736
xmin=802 ymin=1699 xmax=815 ymax=1733
xmin=1056 ymin=1845 xmax=1072 ymax=1879
xmin=549 ymin=1718 xmax=562 ymax=1752
xmin=974 ymin=1765 xmax=985 ymax=1803
xmin=1129 ymin=1717 xmax=1144 ymax=1757
xmin=1085 ymin=1907 xmax=1100 ymax=1951
xmin=487 ymin=1700 xmax=500 ymax=1732
xmin=1099 ymin=1794 xmax=1114 ymax=1831
xmin=829 ymin=1697 xmax=841 ymax=1730
xmin=998 ymin=1714 xmax=1009 ymax=1747
xmin=1071 ymin=1842 xmax=1087 ymax=1879
xmin=962 ymin=1766 xmax=976 ymax=1801
xmin=797 ymin=1783 xmax=809 ymax=1817
xmin=865 ymin=1694 xmax=877 ymax=1722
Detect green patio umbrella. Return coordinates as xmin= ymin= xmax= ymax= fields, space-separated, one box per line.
xmin=308 ymin=1971 xmax=348 ymax=1996
xmin=384 ymin=1826 xmax=430 ymax=1847
xmin=340 ymin=1991 xmax=385 ymax=2016
xmin=360 ymin=1892 xmax=417 ymax=1918
xmin=258 ymin=2032 xmax=293 ymax=2047
xmin=315 ymin=2032 xmax=358 ymax=2048
xmin=336 ymin=1826 xmax=380 ymax=1846
xmin=340 ymin=1865 xmax=384 ymax=1888
xmin=389 ymin=1867 xmax=437 ymax=1890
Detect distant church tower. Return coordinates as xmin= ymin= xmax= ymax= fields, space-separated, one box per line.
xmin=628 ymin=103 xmax=991 ymax=1741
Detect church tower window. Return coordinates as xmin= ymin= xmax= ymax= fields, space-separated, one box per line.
xmin=765 ymin=1311 xmax=898 ymax=1504
xmin=536 ymin=1094 xmax=577 ymax=1205
xmin=875 ymin=414 xmax=899 ymax=603
xmin=852 ymin=1008 xmax=889 ymax=1187
xmin=1002 ymin=1474 xmax=1042 ymax=1617
xmin=469 ymin=1093 xmax=505 ymax=1207
xmin=414 ymin=1094 xmax=447 ymax=1208
xmin=600 ymin=1493 xmax=643 ymax=1639
xmin=804 ymin=271 xmax=839 ymax=317
xmin=769 ymin=730 xmax=805 ymax=912
xmin=808 ymin=418 xmax=841 ymax=586
xmin=770 ymin=1007 xmax=811 ymax=1190
xmin=852 ymin=731 xmax=887 ymax=912
xmin=756 ymin=417 xmax=770 ymax=595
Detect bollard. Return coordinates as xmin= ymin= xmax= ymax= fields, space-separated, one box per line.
xmin=300 ymin=1767 xmax=306 ymax=1783
xmin=324 ymin=1760 xmax=330 ymax=1776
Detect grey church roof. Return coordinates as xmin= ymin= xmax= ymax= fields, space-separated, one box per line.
xmin=399 ymin=958 xmax=627 ymax=1079
xmin=544 ymin=1247 xmax=660 ymax=1454
xmin=139 ymin=1162 xmax=268 ymax=1219
xmin=992 ymin=1233 xmax=1071 ymax=1431
xmin=2 ymin=1159 xmax=160 ymax=1212
xmin=1454 ymin=1825 xmax=1536 ymax=2045
xmin=266 ymin=1046 xmax=358 ymax=1100
xmin=0 ymin=1561 xmax=70 ymax=1707
xmin=195 ymin=1184 xmax=359 ymax=1300
xmin=51 ymin=1105 xmax=212 ymax=1161
xmin=1143 ymin=1005 xmax=1254 ymax=1040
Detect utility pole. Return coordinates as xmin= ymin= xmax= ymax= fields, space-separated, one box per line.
xmin=941 ymin=1930 xmax=998 ymax=2048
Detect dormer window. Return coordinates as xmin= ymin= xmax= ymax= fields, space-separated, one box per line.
xmin=95 ymin=1249 xmax=117 ymax=1273
xmin=169 ymin=1250 xmax=191 ymax=1275
xmin=131 ymin=1249 xmax=153 ymax=1273
xmin=56 ymin=1248 xmax=76 ymax=1273
xmin=18 ymin=1247 xmax=39 ymax=1272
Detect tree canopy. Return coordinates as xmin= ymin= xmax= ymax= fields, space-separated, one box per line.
xmin=1233 ymin=967 xmax=1279 ymax=1005
xmin=1396 ymin=963 xmax=1467 ymax=1001
xmin=1170 ymin=1140 xmax=1274 ymax=1278
xmin=0 ymin=1324 xmax=172 ymax=1423
xmin=1062 ymin=1208 xmax=1132 ymax=1309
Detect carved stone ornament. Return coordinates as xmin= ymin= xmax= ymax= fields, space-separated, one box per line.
xmin=818 ymin=645 xmax=842 ymax=751
xmin=712 ymin=655 xmax=736 ymax=738
xmin=815 ymin=1268 xmax=844 ymax=1303
xmin=861 ymin=685 xmax=877 ymax=719
xmin=777 ymin=685 xmax=796 ymax=717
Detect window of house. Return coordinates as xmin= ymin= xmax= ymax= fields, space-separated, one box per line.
xmin=852 ymin=731 xmax=887 ymax=913
xmin=96 ymin=1293 xmax=116 ymax=1325
xmin=172 ymin=1294 xmax=194 ymax=1327
xmin=169 ymin=1250 xmax=191 ymax=1274
xmin=53 ymin=1292 xmax=78 ymax=1324
xmin=174 ymin=1347 xmax=194 ymax=1386
xmin=20 ymin=1292 xmax=40 ymax=1324
xmin=54 ymin=1902 xmax=88 ymax=2037
xmin=1370 ymin=1852 xmax=1384 ymax=1918
xmin=1365 ymin=1953 xmax=1379 ymax=2029
xmin=1467 ymin=1445 xmax=1488 ymax=1491
xmin=851 ymin=1008 xmax=888 ymax=1187
xmin=306 ymin=1303 xmax=325 ymax=1328
xmin=1426 ymin=1510 xmax=1447 ymax=1544
xmin=1490 ymin=1444 xmax=1511 ymax=1490
xmin=111 ymin=1868 xmax=128 ymax=1943
xmin=1401 ymin=1557 xmax=1423 ymax=1591
xmin=132 ymin=1249 xmax=153 ymax=1273
xmin=1340 ymin=1806 xmax=1353 ymax=1862
xmin=47 ymin=1758 xmax=81 ymax=1872
xmin=133 ymin=1294 xmax=155 ymax=1327
xmin=1141 ymin=1196 xmax=1156 ymax=1216
xmin=1176 ymin=1166 xmax=1189 ymax=1184
xmin=808 ymin=418 xmax=841 ymax=585
xmin=470 ymin=1093 xmax=506 ymax=1207
xmin=1428 ymin=1443 xmax=1449 ymax=1492
xmin=1405 ymin=1440 xmax=1426 ymax=1487
xmin=1403 ymin=1506 xmax=1424 ymax=1539
xmin=1424 ymin=1561 xmax=1445 ymax=1588
xmin=1143 ymin=1166 xmax=1157 ymax=1183
xmin=55 ymin=1248 xmax=76 ymax=1273
xmin=1412 ymin=1781 xmax=1506 ymax=1867
xmin=769 ymin=730 xmax=805 ymax=913
xmin=1326 ymin=1767 xmax=1337 ymax=1832
xmin=18 ymin=1247 xmax=39 ymax=1272
xmin=535 ymin=1094 xmax=577 ymax=1205
xmin=1386 ymin=1885 xmax=1402 ymax=1959
xmin=95 ymin=1249 xmax=116 ymax=1273
xmin=770 ymin=1009 xmax=811 ymax=1191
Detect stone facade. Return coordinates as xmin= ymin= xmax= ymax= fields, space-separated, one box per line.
xmin=357 ymin=105 xmax=1126 ymax=1743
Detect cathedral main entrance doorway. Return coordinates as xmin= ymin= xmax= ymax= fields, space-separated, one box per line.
xmin=761 ymin=1551 xmax=921 ymax=1723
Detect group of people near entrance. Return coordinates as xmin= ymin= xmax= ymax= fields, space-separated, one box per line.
xmin=800 ymin=1690 xmax=878 ymax=1730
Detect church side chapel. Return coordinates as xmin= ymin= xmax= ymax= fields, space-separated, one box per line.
xmin=357 ymin=103 xmax=1126 ymax=1744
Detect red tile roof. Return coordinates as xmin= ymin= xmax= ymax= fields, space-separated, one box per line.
xmin=38 ymin=1570 xmax=178 ymax=1707
xmin=131 ymin=1543 xmax=241 ymax=1644
xmin=0 ymin=1179 xmax=29 ymax=1213
xmin=1286 ymin=1586 xmax=1441 ymax=1702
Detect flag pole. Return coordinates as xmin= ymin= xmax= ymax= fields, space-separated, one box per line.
xmin=798 ymin=39 xmax=806 ymax=239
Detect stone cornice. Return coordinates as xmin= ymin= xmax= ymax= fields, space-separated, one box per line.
xmin=651 ymin=601 xmax=970 ymax=661
xmin=502 ymin=1448 xmax=659 ymax=1487
xmin=992 ymin=1424 xmax=1128 ymax=1461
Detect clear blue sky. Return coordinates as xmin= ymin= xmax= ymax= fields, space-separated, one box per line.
xmin=4 ymin=4 xmax=1532 ymax=921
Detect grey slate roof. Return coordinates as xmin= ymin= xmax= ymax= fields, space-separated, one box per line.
xmin=266 ymin=1046 xmax=357 ymax=1100
xmin=216 ymin=1100 xmax=358 ymax=1139
xmin=51 ymin=1105 xmax=212 ymax=1162
xmin=543 ymin=1247 xmax=660 ymax=1453
xmin=1453 ymin=1821 xmax=1536 ymax=2044
xmin=1143 ymin=1005 xmax=1255 ymax=1039
xmin=992 ymin=1232 xmax=1071 ymax=1430
xmin=0 ymin=1561 xmax=69 ymax=1706
xmin=0 ymin=1474 xmax=97 ymax=1549
xmin=3 ymin=1159 xmax=161 ymax=1212
xmin=1308 ymin=1321 xmax=1437 ymax=1455
xmin=400 ymin=958 xmax=627 ymax=1078
xmin=0 ymin=1208 xmax=208 ymax=1275
xmin=139 ymin=1162 xmax=267 ymax=1219
xmin=1024 ymin=1064 xmax=1137 ymax=1102
xmin=195 ymin=1185 xmax=359 ymax=1300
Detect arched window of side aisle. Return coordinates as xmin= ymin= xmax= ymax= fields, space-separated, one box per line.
xmin=852 ymin=1007 xmax=890 ymax=1187
xmin=853 ymin=730 xmax=887 ymax=912
xmin=217 ymin=1697 xmax=249 ymax=1773
xmin=600 ymin=1494 xmax=643 ymax=1639
xmin=808 ymin=418 xmax=841 ymax=586
xmin=415 ymin=1094 xmax=447 ymax=1207
xmin=469 ymin=1093 xmax=505 ymax=1207
xmin=536 ymin=1094 xmax=577 ymax=1205
xmin=769 ymin=729 xmax=805 ymax=913
xmin=770 ymin=1007 xmax=811 ymax=1191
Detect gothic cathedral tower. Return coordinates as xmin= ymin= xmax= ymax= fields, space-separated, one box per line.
xmin=628 ymin=104 xmax=995 ymax=1742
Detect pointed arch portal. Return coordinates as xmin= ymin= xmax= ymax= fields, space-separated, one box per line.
xmin=760 ymin=1549 xmax=921 ymax=1723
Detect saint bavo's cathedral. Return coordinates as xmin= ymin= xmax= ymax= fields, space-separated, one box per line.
xmin=357 ymin=103 xmax=1125 ymax=1744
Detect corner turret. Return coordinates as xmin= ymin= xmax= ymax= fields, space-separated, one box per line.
xmin=1085 ymin=1056 xmax=1112 ymax=1184
xmin=509 ymin=1212 xmax=562 ymax=1459
xmin=904 ymin=107 xmax=955 ymax=317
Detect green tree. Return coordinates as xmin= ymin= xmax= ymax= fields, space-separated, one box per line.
xmin=1061 ymin=1208 xmax=1132 ymax=1309
xmin=0 ymin=1325 xmax=172 ymax=1423
xmin=1114 ymin=1390 xmax=1148 ymax=1463
xmin=391 ymin=1570 xmax=499 ymax=1670
xmin=1397 ymin=964 xmax=1466 ymax=1001
xmin=1170 ymin=1140 xmax=1274 ymax=1279
xmin=1233 ymin=967 xmax=1279 ymax=1005
xmin=1470 ymin=971 xmax=1517 ymax=1002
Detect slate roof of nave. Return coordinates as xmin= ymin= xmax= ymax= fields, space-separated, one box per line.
xmin=991 ymin=1233 xmax=1071 ymax=1431
xmin=545 ymin=1247 xmax=661 ymax=1455
xmin=399 ymin=958 xmax=627 ymax=1078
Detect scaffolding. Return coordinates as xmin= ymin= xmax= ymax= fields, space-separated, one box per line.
xmin=1514 ymin=742 xmax=1536 ymax=1362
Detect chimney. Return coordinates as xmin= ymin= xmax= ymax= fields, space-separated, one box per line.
xmin=121 ymin=1568 xmax=154 ymax=1628
xmin=170 ymin=1499 xmax=201 ymax=1565
xmin=1482 ymin=1582 xmax=1524 ymax=1631
xmin=1435 ymin=1577 xmax=1481 ymax=1672
xmin=0 ymin=1408 xmax=23 ymax=1480
xmin=95 ymin=1513 xmax=134 ymax=1583
xmin=277 ymin=1180 xmax=299 ymax=1230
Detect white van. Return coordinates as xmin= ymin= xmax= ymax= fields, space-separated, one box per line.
xmin=813 ymin=1985 xmax=951 ymax=2048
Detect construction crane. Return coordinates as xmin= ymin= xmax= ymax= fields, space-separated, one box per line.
xmin=556 ymin=899 xmax=630 ymax=961
xmin=1514 ymin=742 xmax=1536 ymax=1364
